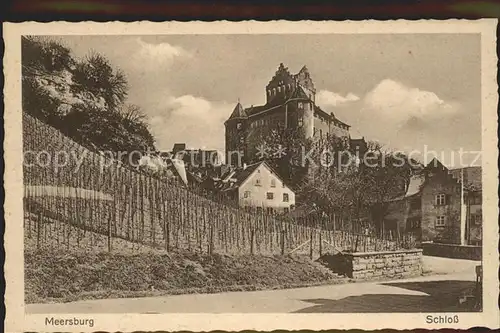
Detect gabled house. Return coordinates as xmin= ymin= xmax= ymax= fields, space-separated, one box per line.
xmin=385 ymin=158 xmax=482 ymax=245
xmin=218 ymin=160 xmax=296 ymax=214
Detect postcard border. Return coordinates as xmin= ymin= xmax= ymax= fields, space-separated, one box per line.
xmin=4 ymin=19 xmax=499 ymax=331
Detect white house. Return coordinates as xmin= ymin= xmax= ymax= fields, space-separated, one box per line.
xmin=220 ymin=161 xmax=295 ymax=214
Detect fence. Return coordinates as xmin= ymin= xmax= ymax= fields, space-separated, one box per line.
xmin=23 ymin=113 xmax=416 ymax=256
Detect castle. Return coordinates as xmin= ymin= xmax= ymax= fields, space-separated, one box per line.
xmin=225 ymin=63 xmax=352 ymax=166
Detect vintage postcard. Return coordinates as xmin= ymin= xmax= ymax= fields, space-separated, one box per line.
xmin=3 ymin=20 xmax=499 ymax=331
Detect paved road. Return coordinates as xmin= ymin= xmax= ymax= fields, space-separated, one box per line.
xmin=26 ymin=256 xmax=480 ymax=313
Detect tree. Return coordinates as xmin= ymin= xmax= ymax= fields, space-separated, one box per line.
xmin=361 ymin=141 xmax=414 ymax=235
xmin=22 ymin=36 xmax=157 ymax=158
xmin=72 ymin=52 xmax=128 ymax=112
xmin=303 ymin=139 xmax=415 ymax=235
xmin=120 ymin=103 xmax=147 ymax=123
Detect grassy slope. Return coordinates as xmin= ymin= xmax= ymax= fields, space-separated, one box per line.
xmin=25 ymin=248 xmax=346 ymax=304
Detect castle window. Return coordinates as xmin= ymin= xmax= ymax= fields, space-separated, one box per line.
xmin=266 ymin=192 xmax=274 ymax=200
xmin=298 ymin=102 xmax=303 ymax=109
xmin=278 ymin=86 xmax=281 ymax=93
xmin=298 ymin=117 xmax=303 ymax=127
xmin=435 ymin=193 xmax=447 ymax=206
xmin=270 ymin=179 xmax=276 ymax=187
xmin=255 ymin=178 xmax=261 ymax=186
xmin=237 ymin=123 xmax=242 ymax=129
xmin=283 ymin=193 xmax=289 ymax=202
xmin=435 ymin=216 xmax=446 ymax=227
xmin=244 ymin=191 xmax=251 ymax=199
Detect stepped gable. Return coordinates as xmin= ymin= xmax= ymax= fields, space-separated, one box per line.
xmin=294 ymin=65 xmax=316 ymax=93
xmin=268 ymin=62 xmax=294 ymax=85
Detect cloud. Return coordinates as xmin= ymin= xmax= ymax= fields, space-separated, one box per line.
xmin=316 ymin=90 xmax=360 ymax=107
xmin=149 ymin=95 xmax=233 ymax=152
xmin=135 ymin=38 xmax=191 ymax=63
xmin=363 ymin=79 xmax=458 ymax=122
xmin=342 ymin=79 xmax=467 ymax=161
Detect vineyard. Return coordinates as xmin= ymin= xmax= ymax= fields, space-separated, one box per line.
xmin=23 ymin=113 xmax=416 ymax=257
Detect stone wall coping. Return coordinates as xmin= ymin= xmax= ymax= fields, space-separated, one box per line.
xmin=344 ymin=249 xmax=423 ymax=257
xmin=421 ymin=242 xmax=481 ymax=249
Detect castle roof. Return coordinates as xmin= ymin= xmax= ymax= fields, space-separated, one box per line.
xmin=291 ymin=85 xmax=310 ymax=99
xmin=227 ymin=102 xmax=247 ymax=119
xmin=226 ymin=63 xmax=349 ymax=128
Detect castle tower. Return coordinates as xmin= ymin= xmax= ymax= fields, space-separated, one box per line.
xmin=265 ymin=63 xmax=296 ymax=104
xmin=294 ymin=65 xmax=316 ymax=103
xmin=225 ymin=102 xmax=247 ymax=167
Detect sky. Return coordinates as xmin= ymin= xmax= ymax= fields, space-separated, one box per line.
xmin=56 ymin=33 xmax=481 ymax=167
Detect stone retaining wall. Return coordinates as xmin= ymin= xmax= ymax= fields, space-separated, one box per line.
xmin=422 ymin=242 xmax=481 ymax=260
xmin=345 ymin=249 xmax=423 ymax=279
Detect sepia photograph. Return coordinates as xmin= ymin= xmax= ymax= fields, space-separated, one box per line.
xmin=3 ymin=20 xmax=499 ymax=331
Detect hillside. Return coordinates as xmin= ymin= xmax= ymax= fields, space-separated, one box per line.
xmin=25 ymin=249 xmax=345 ymax=303
xmin=22 ymin=36 xmax=155 ymax=158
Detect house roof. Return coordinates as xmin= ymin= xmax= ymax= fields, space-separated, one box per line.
xmin=424 ymin=158 xmax=448 ymax=172
xmin=172 ymin=143 xmax=186 ymax=154
xmin=219 ymin=160 xmax=291 ymax=192
xmin=220 ymin=162 xmax=262 ymax=191
xmin=390 ymin=160 xmax=482 ymax=202
xmin=449 ymin=166 xmax=482 ymax=191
